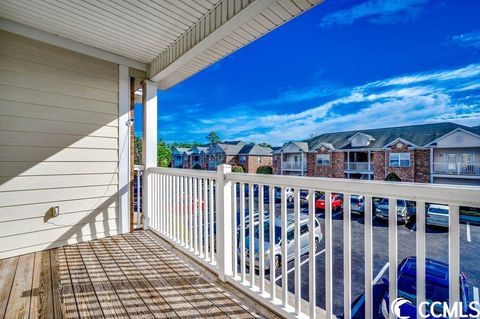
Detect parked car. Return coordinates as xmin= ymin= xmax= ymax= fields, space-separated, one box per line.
xmin=379 ymin=256 xmax=473 ymax=318
xmin=314 ymin=192 xmax=343 ymax=212
xmin=241 ymin=213 xmax=322 ymax=271
xmin=350 ymin=195 xmax=364 ymax=215
xmin=374 ymin=199 xmax=415 ymax=223
xmin=274 ymin=187 xmax=294 ymax=203
xmin=425 ymin=204 xmax=449 ymax=228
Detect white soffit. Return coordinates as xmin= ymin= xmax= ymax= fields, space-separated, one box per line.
xmin=0 ymin=0 xmax=323 ymax=89
xmin=149 ymin=0 xmax=323 ymax=89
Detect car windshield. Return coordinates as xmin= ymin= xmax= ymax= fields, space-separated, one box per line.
xmin=351 ymin=198 xmax=362 ymax=204
xmin=397 ymin=273 xmax=449 ymax=310
xmin=429 ymin=207 xmax=448 ymax=215
xmin=377 ymin=198 xmax=405 ymax=207
xmin=254 ymin=222 xmax=281 ymax=244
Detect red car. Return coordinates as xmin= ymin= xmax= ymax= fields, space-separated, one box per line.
xmin=315 ymin=192 xmax=343 ymax=211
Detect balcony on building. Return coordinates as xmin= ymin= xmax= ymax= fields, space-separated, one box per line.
xmin=344 ymin=150 xmax=373 ymax=179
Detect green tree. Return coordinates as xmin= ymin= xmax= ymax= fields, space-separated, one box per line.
xmin=134 ymin=137 xmax=142 ymax=165
xmin=385 ymin=172 xmax=401 ymax=182
xmin=258 ymin=142 xmax=272 ymax=148
xmin=171 ymin=141 xmax=202 ymax=148
xmin=231 ymin=165 xmax=244 ymax=173
xmin=157 ymin=140 xmax=172 ymax=167
xmin=256 ymin=166 xmax=273 ymax=174
xmin=206 ymin=132 xmax=221 ymax=145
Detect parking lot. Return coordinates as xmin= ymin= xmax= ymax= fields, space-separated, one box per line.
xmin=235 ymin=192 xmax=480 ymax=318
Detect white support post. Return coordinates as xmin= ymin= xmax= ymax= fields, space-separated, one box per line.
xmin=118 ymin=64 xmax=130 ymax=234
xmin=142 ymin=80 xmax=158 ymax=230
xmin=216 ymin=164 xmax=233 ymax=281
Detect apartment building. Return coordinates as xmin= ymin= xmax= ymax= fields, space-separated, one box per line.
xmin=171 ymin=147 xmax=191 ymax=168
xmin=237 ymin=143 xmax=273 ymax=173
xmin=273 ymin=122 xmax=480 ymax=186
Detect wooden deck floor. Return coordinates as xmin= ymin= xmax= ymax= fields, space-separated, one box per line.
xmin=0 ymin=231 xmax=272 ymax=319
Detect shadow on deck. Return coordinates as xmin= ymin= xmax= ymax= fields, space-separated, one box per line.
xmin=0 ymin=230 xmax=279 ymax=318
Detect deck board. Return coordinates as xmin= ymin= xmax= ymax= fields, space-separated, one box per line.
xmin=0 ymin=230 xmax=272 ymax=319
xmin=29 ymin=250 xmax=54 ymax=319
xmin=0 ymin=256 xmax=19 ymax=317
xmin=4 ymin=253 xmax=34 ymax=318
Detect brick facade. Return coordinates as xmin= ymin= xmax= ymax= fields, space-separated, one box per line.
xmin=414 ymin=149 xmax=430 ymax=183
xmin=372 ymin=151 xmax=386 ymax=180
xmin=273 ymin=154 xmax=281 ymax=175
xmin=307 ymin=150 xmax=344 ymax=178
xmin=238 ymin=155 xmax=273 ymax=173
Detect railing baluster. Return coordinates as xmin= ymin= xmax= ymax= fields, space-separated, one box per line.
xmin=193 ymin=177 xmax=198 ymax=253
xmin=156 ymin=173 xmax=159 ymax=230
xmin=160 ymin=174 xmax=163 ymax=233
xmin=174 ymin=175 xmax=178 ymax=241
xmin=343 ymin=193 xmax=351 ymax=319
xmin=199 ymin=178 xmax=204 ymax=257
xmin=416 ymin=200 xmax=426 ymax=318
xmin=240 ymin=182 xmax=246 ymax=283
xmin=364 ymin=195 xmax=373 ymax=319
xmin=325 ymin=191 xmax=332 ymax=318
xmin=281 ymin=186 xmax=288 ymax=307
xmin=259 ymin=184 xmax=265 ymax=295
xmin=189 ymin=176 xmax=193 ymax=250
xmin=180 ymin=176 xmax=185 ymax=245
xmin=309 ymin=189 xmax=316 ymax=319
xmin=204 ymin=178 xmax=209 ymax=260
xmin=269 ymin=185 xmax=276 ymax=301
xmin=249 ymin=183 xmax=255 ymax=288
xmin=388 ymin=197 xmax=398 ymax=319
xmin=449 ymin=204 xmax=460 ymax=316
xmin=294 ymin=188 xmax=301 ymax=315
xmin=232 ymin=182 xmax=237 ymax=273
xmin=210 ymin=179 xmax=215 ymax=264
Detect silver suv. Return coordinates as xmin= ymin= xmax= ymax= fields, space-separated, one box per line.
xmin=241 ymin=213 xmax=323 ymax=271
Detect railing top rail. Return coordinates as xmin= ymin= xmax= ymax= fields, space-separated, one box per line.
xmin=134 ymin=164 xmax=145 ymax=170
xmin=148 ymin=166 xmax=217 ymax=179
xmin=224 ymin=172 xmax=480 ymax=207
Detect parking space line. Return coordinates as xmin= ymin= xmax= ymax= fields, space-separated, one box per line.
xmin=372 ymin=262 xmax=389 ymax=285
xmin=474 ymin=287 xmax=479 ymax=303
xmin=467 ymin=222 xmax=471 ymax=242
xmin=275 ymin=249 xmax=326 ymax=282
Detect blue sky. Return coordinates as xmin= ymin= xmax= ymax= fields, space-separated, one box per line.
xmin=134 ymin=0 xmax=480 ymax=146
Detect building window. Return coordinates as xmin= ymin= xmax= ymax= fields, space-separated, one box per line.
xmin=316 ymin=154 xmax=330 ymax=166
xmin=390 ymin=153 xmax=410 ymax=167
xmin=257 ymin=156 xmax=261 ymax=164
xmin=239 ymin=156 xmax=246 ymax=164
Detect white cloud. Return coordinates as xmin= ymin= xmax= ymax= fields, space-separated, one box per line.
xmin=451 ymin=31 xmax=480 ymax=50
xmin=320 ymin=0 xmax=431 ymax=27
xmin=191 ymin=63 xmax=480 ymax=145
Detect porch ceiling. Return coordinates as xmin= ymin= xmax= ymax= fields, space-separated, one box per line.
xmin=0 ymin=0 xmax=322 ymax=89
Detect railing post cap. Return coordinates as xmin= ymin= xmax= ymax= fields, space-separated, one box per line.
xmin=218 ymin=164 xmax=231 ymax=173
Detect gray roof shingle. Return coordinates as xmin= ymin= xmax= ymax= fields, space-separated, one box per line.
xmin=307 ymin=122 xmax=478 ymax=150
xmin=238 ymin=143 xmax=273 ymax=156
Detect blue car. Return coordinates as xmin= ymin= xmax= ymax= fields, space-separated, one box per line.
xmin=380 ymin=256 xmax=473 ymax=319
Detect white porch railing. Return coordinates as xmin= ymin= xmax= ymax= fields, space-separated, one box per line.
xmin=282 ymin=161 xmax=307 ymax=170
xmin=144 ymin=165 xmax=480 ymax=319
xmin=133 ymin=165 xmax=144 ymax=230
xmin=344 ymin=161 xmax=373 ymax=171
xmin=433 ymin=162 xmax=480 ymax=176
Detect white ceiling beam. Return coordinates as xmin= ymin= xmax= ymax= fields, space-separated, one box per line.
xmin=148 ymin=0 xmax=277 ymax=83
xmin=0 ymin=18 xmax=147 ymax=71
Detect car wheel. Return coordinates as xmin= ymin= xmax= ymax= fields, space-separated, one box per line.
xmin=315 ymin=238 xmax=320 ymax=253
xmin=275 ymin=255 xmax=281 ymax=270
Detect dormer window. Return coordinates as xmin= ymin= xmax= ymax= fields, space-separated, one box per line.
xmin=350 ymin=133 xmax=374 ymax=147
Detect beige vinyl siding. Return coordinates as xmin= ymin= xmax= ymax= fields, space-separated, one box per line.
xmin=0 ymin=31 xmax=120 ymax=258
